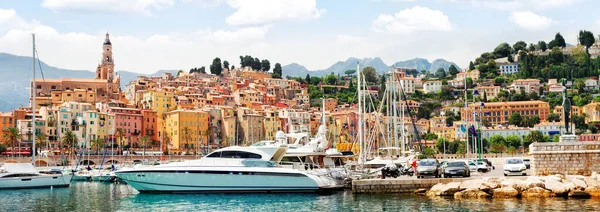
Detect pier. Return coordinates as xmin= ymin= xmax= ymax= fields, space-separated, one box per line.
xmin=352 ymin=178 xmax=470 ymax=194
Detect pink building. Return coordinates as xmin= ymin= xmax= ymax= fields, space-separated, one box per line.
xmin=109 ymin=107 xmax=143 ymax=147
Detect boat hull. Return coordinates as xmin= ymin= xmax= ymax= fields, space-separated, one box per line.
xmin=0 ymin=174 xmax=72 ymax=189
xmin=71 ymin=175 xmax=91 ymax=181
xmin=116 ymin=167 xmax=322 ymax=193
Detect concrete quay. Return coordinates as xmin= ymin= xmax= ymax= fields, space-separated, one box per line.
xmin=352 ymin=178 xmax=469 ymax=194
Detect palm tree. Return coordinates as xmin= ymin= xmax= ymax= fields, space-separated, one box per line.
xmin=62 ymin=130 xmax=77 ymax=156
xmin=203 ymin=128 xmax=212 ymax=147
xmin=3 ymin=127 xmax=20 ymax=159
xmin=35 ymin=133 xmax=47 ymax=155
xmin=139 ymin=135 xmax=150 ymax=160
xmin=91 ymin=138 xmax=103 ymax=155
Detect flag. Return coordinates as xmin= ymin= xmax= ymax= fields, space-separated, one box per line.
xmin=460 ymin=124 xmax=467 ymax=133
xmin=468 ymin=125 xmax=478 ymax=137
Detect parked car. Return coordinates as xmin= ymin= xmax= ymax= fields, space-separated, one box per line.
xmin=477 ymin=158 xmax=494 ymax=170
xmin=523 ymin=158 xmax=531 ymax=169
xmin=503 ymin=158 xmax=527 ymax=176
xmin=416 ymin=159 xmax=442 ymax=178
xmin=464 ymin=160 xmax=478 ymax=172
xmin=443 ymin=161 xmax=470 ymax=178
xmin=476 ymin=161 xmax=491 ymax=173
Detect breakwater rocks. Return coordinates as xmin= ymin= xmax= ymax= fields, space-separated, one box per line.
xmin=424 ymin=173 xmax=600 ymax=199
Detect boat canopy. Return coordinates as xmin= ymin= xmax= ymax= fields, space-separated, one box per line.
xmin=3 ymin=163 xmax=38 ymax=174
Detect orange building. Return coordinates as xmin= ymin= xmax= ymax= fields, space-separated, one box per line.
xmin=141 ymin=109 xmax=158 ymax=142
xmin=462 ymin=101 xmax=550 ymax=126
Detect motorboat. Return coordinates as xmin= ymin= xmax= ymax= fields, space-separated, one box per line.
xmin=91 ymin=169 xmax=116 ymax=182
xmin=115 ymin=145 xmax=341 ymax=193
xmin=0 ymin=163 xmax=72 ymax=189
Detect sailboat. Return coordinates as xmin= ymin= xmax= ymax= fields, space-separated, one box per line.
xmin=0 ymin=34 xmax=73 ymax=189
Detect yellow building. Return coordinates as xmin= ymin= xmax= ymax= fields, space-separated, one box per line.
xmin=142 ymin=89 xmax=176 ymax=142
xmin=581 ymin=103 xmax=600 ymax=123
xmin=477 ymin=85 xmax=501 ymax=100
xmin=553 ymin=105 xmax=581 ymax=122
xmin=220 ymin=106 xmax=237 ymax=146
xmin=97 ymin=112 xmax=115 ymax=141
xmin=165 ymin=109 xmax=209 ymax=153
xmin=261 ymin=109 xmax=281 ymax=140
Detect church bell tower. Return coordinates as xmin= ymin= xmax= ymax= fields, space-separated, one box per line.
xmin=96 ymin=32 xmax=115 ymax=82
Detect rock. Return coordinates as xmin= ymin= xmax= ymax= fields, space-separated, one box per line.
xmin=584 ymin=186 xmax=600 ymax=197
xmin=521 ymin=187 xmax=556 ymax=198
xmin=544 ymin=179 xmax=573 ymax=197
xmin=414 ymin=188 xmax=427 ymax=194
xmin=571 ymin=178 xmax=588 ymax=191
xmin=426 ymin=182 xmax=463 ymax=196
xmin=568 ymin=190 xmax=591 ymax=198
xmin=523 ymin=177 xmax=545 ymax=189
xmin=482 ymin=178 xmax=501 ymax=190
xmin=454 ymin=188 xmax=491 ymax=199
xmin=492 ymin=187 xmax=520 ymax=198
xmin=459 ymin=179 xmax=485 ymax=190
xmin=583 ymin=177 xmax=600 ymax=188
xmin=592 ymin=172 xmax=598 ymax=181
xmin=500 ymin=178 xmax=529 ymax=193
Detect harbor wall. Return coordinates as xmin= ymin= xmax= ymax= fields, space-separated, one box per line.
xmin=529 ymin=142 xmax=600 ymax=176
xmin=352 ymin=178 xmax=468 ymax=194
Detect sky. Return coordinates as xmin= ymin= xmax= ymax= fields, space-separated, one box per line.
xmin=1 ymin=0 xmax=600 ymax=74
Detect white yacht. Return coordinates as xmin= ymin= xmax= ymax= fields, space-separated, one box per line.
xmin=0 ymin=163 xmax=72 ymax=189
xmin=114 ymin=146 xmax=341 ymax=193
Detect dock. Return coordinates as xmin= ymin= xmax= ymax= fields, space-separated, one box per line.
xmin=352 ymin=178 xmax=469 ymax=194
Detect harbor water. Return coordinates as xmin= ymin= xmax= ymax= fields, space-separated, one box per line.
xmin=1 ymin=182 xmax=599 ymax=211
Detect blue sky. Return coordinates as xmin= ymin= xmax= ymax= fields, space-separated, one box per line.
xmin=1 ymin=0 xmax=599 ymax=74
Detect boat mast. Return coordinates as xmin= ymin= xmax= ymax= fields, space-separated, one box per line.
xmin=357 ymin=62 xmax=363 ymax=163
xmin=392 ymin=69 xmax=399 ymax=156
xmin=32 ymin=34 xmax=36 ymax=165
xmin=464 ymin=69 xmax=470 ymax=162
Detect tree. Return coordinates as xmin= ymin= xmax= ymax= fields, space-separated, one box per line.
xmin=538 ymin=41 xmax=547 ymax=52
xmin=140 ymin=135 xmax=150 ymax=157
xmin=223 ymin=60 xmax=230 ymax=70
xmin=552 ymin=134 xmax=560 ymax=142
xmin=547 ymin=113 xmax=560 ymax=122
xmin=506 ymin=135 xmax=521 ymax=148
xmin=252 ymin=57 xmax=261 ymax=71
xmin=62 ymin=130 xmax=77 ymax=156
xmin=508 ymin=54 xmax=514 ymax=63
xmin=469 ymin=61 xmax=476 ymax=70
xmin=490 ymin=143 xmax=507 ymax=156
xmin=305 ymin=74 xmax=311 ymax=83
xmin=465 ymin=77 xmax=473 ymax=89
xmin=436 ymin=137 xmax=449 ymax=154
xmin=448 ymin=65 xmax=459 ymax=76
xmin=261 ymin=59 xmax=271 ymax=72
xmin=513 ymin=41 xmax=527 ymax=53
xmin=231 ymin=65 xmax=235 ymax=70
xmin=361 ymin=66 xmax=378 ymax=84
xmin=199 ymin=66 xmax=206 ymax=74
xmin=493 ymin=42 xmax=512 ymax=58
xmin=508 ymin=112 xmax=523 ymax=126
xmin=324 ymin=73 xmax=338 ymax=85
xmin=456 ymin=140 xmax=467 ymax=156
xmin=435 ymin=67 xmax=446 ymax=78
xmin=527 ymin=130 xmax=544 ymax=143
xmin=92 ymin=137 xmax=103 ymax=155
xmin=579 ymin=30 xmax=596 ymax=53
xmin=588 ymin=123 xmax=599 ymax=133
xmin=210 ymin=57 xmax=222 ymax=75
xmin=528 ymin=43 xmax=536 ymax=52
xmin=3 ymin=127 xmax=20 ymax=156
xmin=507 ymin=146 xmax=517 ymax=156
xmin=423 ymin=147 xmax=435 ymax=158
xmin=35 ymin=133 xmax=47 ymax=153
xmin=310 ymin=76 xmax=321 ymax=85
xmin=177 ymin=70 xmax=183 ymax=76
xmin=554 ymin=33 xmax=566 ymax=48
xmin=272 ymin=63 xmax=282 ymax=79
xmin=344 ymin=69 xmax=356 ymax=77
xmin=115 ymin=128 xmax=125 ymax=149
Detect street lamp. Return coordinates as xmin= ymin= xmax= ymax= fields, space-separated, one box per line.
xmin=441 ymin=111 xmax=446 ymax=161
xmin=479 ymin=102 xmax=485 ymax=160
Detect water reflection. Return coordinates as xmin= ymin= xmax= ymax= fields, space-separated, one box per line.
xmin=0 ymin=183 xmax=599 ymax=211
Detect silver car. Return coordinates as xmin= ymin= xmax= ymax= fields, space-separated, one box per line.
xmin=416 ymin=159 xmax=441 ymax=178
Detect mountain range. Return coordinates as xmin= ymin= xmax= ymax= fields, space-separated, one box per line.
xmin=282 ymin=57 xmax=459 ymax=77
xmin=0 ymin=53 xmax=176 ymax=111
xmin=0 ymin=52 xmax=459 ymax=111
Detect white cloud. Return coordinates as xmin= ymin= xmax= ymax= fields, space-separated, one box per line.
xmin=509 ymin=11 xmax=552 ymax=31
xmin=225 ymin=0 xmax=325 ymax=26
xmin=372 ymin=6 xmax=453 ymax=34
xmin=0 ymin=8 xmax=271 ymax=74
xmin=450 ymin=0 xmax=577 ymax=11
xmin=41 ymin=0 xmax=174 ymax=16
xmin=336 ymin=34 xmax=365 ymax=44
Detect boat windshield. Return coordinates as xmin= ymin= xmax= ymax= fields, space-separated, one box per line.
xmin=206 ymin=150 xmax=262 ymax=159
xmin=1 ymin=173 xmax=39 ymax=178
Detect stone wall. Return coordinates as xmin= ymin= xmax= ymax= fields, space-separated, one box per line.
xmin=529 ymin=142 xmax=600 ymax=176
xmin=352 ymin=178 xmax=468 ymax=194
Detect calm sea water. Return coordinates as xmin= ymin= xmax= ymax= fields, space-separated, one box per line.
xmin=1 ymin=182 xmax=599 ymax=211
